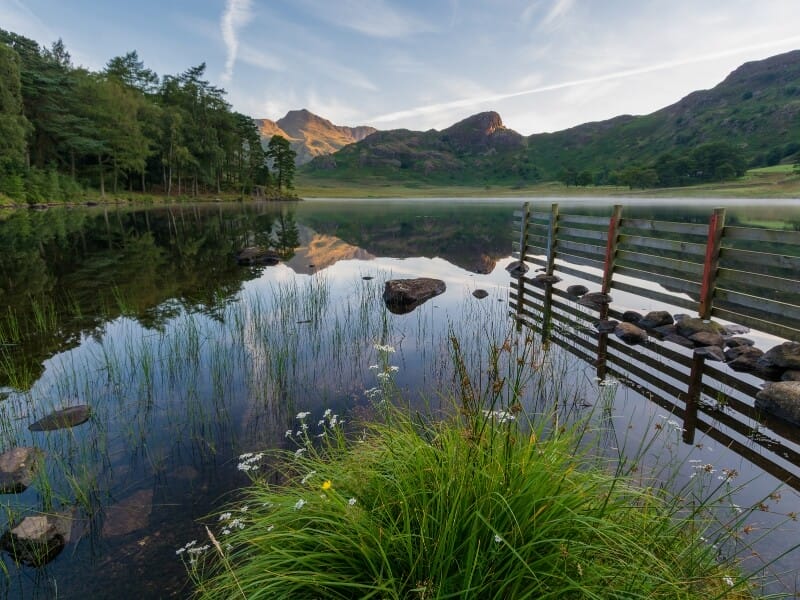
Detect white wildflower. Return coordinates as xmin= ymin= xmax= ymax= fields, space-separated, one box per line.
xmin=294 ymin=499 xmax=307 ymax=510
xmin=285 ymin=429 xmax=293 ymax=438
xmin=267 ymin=525 xmax=275 ymax=532
xmin=323 ymin=409 xmax=332 ymax=418
xmin=374 ymin=344 xmax=396 ymax=353
xmin=296 ymin=411 xmax=311 ymax=420
xmin=348 ymin=497 xmax=357 ymax=506
xmin=301 ymin=470 xmax=317 ymax=484
xmin=389 ymin=365 xmax=399 ymax=372
xmin=294 ymin=448 xmax=306 ymax=458
xmin=219 ymin=512 xmax=232 ymax=522
xmin=494 ymin=534 xmax=503 ymax=543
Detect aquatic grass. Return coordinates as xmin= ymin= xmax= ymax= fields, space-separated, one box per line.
xmin=191 ymin=330 xmax=771 ymax=599
xmin=192 ymin=404 xmax=760 ymax=599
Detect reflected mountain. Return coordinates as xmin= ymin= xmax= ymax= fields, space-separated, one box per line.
xmin=286 ymin=225 xmax=375 ymax=274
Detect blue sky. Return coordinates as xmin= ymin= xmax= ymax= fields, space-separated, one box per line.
xmin=3 ymin=0 xmax=800 ymax=134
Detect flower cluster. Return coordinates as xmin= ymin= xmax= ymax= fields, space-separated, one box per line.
xmin=482 ymin=409 xmax=515 ymax=424
xmin=237 ymin=451 xmax=264 ymax=472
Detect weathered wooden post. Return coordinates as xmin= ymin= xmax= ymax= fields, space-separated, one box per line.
xmin=698 ymin=207 xmax=726 ymax=320
xmin=541 ymin=203 xmax=559 ymax=341
xmin=685 ymin=207 xmax=726 ymax=444
xmin=596 ymin=205 xmax=623 ymax=378
xmin=514 ymin=202 xmax=531 ymax=328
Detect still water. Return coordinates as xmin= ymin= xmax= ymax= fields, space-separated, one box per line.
xmin=0 ymin=198 xmax=798 ymax=597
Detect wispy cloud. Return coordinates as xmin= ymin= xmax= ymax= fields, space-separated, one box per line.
xmin=369 ymin=35 xmax=800 ymax=124
xmin=292 ymin=0 xmax=435 ymax=38
xmin=220 ymin=0 xmax=253 ymax=82
xmin=540 ymin=0 xmax=575 ymax=28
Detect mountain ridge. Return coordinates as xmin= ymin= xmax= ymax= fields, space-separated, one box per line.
xmin=299 ymin=49 xmax=800 ymax=185
xmin=255 ymin=109 xmax=377 ymax=166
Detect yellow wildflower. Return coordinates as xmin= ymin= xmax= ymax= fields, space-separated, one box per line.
xmin=321 ymin=480 xmax=332 ymax=491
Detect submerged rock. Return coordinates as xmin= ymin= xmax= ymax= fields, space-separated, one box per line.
xmin=566 ymin=285 xmax=589 ymax=297
xmin=622 ymin=311 xmax=643 ymax=323
xmin=638 ymin=311 xmax=674 ymax=330
xmin=29 ymin=405 xmax=91 ymax=432
xmin=0 ymin=447 xmax=45 ymax=494
xmin=578 ymin=292 xmax=612 ymax=311
xmin=694 ymin=346 xmax=725 ymax=361
xmin=760 ymin=342 xmax=800 ymax=370
xmin=688 ymin=331 xmax=724 ymax=348
xmin=756 ymin=382 xmax=800 ymax=426
xmin=595 ymin=320 xmax=619 ymax=334
xmin=614 ymin=322 xmax=647 ymax=345
xmin=102 ymin=489 xmax=154 ymax=538
xmin=472 ymin=289 xmax=489 ymax=299
xmin=505 ymin=261 xmax=529 ymax=278
xmin=675 ymin=318 xmax=725 ymax=338
xmin=383 ymin=278 xmax=446 ymax=315
xmin=533 ymin=273 xmax=561 ymax=286
xmin=2 ymin=512 xmax=72 ymax=566
xmin=725 ymin=337 xmax=755 ymax=349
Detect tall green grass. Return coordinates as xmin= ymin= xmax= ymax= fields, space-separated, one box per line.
xmin=189 ymin=334 xmax=763 ymax=599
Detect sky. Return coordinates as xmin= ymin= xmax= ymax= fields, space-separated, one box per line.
xmin=3 ymin=0 xmax=800 ymax=135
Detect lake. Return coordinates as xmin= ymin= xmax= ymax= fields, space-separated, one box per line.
xmin=0 ymin=197 xmax=798 ymax=597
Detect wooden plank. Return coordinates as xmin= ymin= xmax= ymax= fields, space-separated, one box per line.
xmin=555 ymin=251 xmax=605 ymax=272
xmin=619 ymin=218 xmax=708 ymax=238
xmin=618 ymin=234 xmax=706 ymax=259
xmin=717 ymin=268 xmax=799 ymax=296
xmin=610 ymin=280 xmax=699 ymax=311
xmin=614 ymin=265 xmax=701 ymax=297
xmin=552 ymin=263 xmax=604 ymax=285
xmin=558 ymin=225 xmax=609 ymax=242
xmin=616 ymin=249 xmax=705 ymax=278
xmin=723 ymin=226 xmax=800 ymax=248
xmin=711 ymin=306 xmax=800 ymax=342
xmin=720 ymin=247 xmax=800 ymax=278
xmin=521 ymin=255 xmax=548 ymax=268
xmin=558 ymin=213 xmax=610 ymax=227
xmin=555 ymin=239 xmax=606 ymax=259
xmin=713 ymin=290 xmax=800 ymax=331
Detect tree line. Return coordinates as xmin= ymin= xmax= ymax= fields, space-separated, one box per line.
xmin=557 ymin=141 xmax=748 ymax=189
xmin=0 ymin=29 xmax=295 ymax=203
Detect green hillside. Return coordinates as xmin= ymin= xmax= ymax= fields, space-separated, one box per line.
xmin=301 ymin=50 xmax=800 ymax=187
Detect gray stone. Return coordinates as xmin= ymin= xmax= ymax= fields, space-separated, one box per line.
xmin=724 ymin=345 xmax=763 ymax=363
xmin=472 ymin=289 xmax=489 ymax=299
xmin=566 ymin=285 xmax=589 ymax=297
xmin=29 ymin=405 xmax=91 ymax=432
xmin=673 ymin=313 xmax=691 ymax=323
xmin=638 ymin=310 xmax=674 ymax=329
xmin=594 ymin=319 xmax=619 ymax=334
xmin=675 ymin=317 xmax=726 ymax=338
xmin=102 ymin=489 xmax=154 ymax=538
xmin=756 ymin=382 xmax=800 ymax=426
xmin=383 ymin=278 xmax=446 ymax=315
xmin=533 ymin=273 xmax=561 ymax=286
xmin=694 ymin=346 xmax=725 ymax=361
xmin=2 ymin=513 xmax=72 ymax=566
xmin=577 ymin=292 xmax=612 ymax=310
xmin=663 ymin=333 xmax=695 ymax=348
xmin=754 ymin=357 xmax=786 ymax=381
xmin=505 ymin=261 xmax=529 ymax=278
xmin=760 ymin=342 xmax=800 ymax=370
xmin=622 ymin=311 xmax=642 ymax=323
xmin=725 ymin=337 xmax=755 ymax=349
xmin=722 ymin=323 xmax=750 ymax=336
xmin=782 ymin=370 xmax=800 ymax=382
xmin=652 ymin=324 xmax=677 ymax=337
xmin=614 ymin=322 xmax=648 ymax=345
xmin=688 ymin=331 xmax=725 ymax=348
xmin=0 ymin=447 xmax=44 ymax=494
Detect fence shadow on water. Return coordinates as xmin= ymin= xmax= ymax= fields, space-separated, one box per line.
xmin=509 ymin=202 xmax=800 ymax=492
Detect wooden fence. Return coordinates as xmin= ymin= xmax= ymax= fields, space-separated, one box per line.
xmin=512 ymin=203 xmax=800 ymax=341
xmin=509 ymin=203 xmax=800 ymax=491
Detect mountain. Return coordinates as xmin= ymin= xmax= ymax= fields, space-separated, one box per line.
xmin=300 ymin=50 xmax=800 ymax=185
xmin=255 ymin=109 xmax=377 ymax=166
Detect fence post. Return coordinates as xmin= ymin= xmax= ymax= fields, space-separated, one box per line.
xmin=545 ymin=203 xmax=559 ymax=276
xmin=515 ymin=202 xmax=531 ymax=326
xmin=541 ymin=204 xmax=559 ymax=341
xmin=601 ymin=205 xmax=623 ymax=297
xmin=698 ymin=207 xmax=726 ymax=320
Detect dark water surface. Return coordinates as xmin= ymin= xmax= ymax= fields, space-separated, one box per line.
xmin=0 ymin=198 xmax=799 ymax=597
